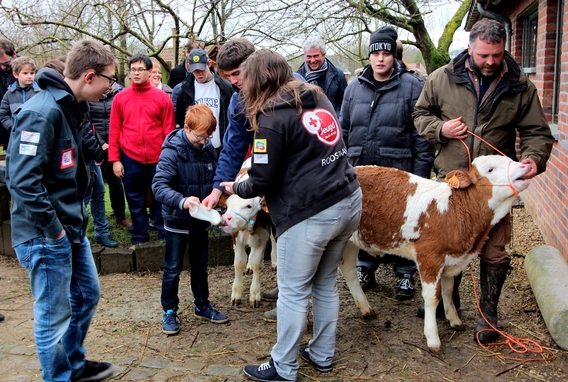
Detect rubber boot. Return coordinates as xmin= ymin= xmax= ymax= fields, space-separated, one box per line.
xmin=263 ymin=307 xmax=277 ymax=323
xmin=416 ymin=273 xmax=461 ymax=318
xmin=261 ymin=287 xmax=279 ymax=301
xmin=474 ymin=259 xmax=510 ymax=344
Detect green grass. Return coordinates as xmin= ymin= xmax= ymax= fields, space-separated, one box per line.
xmin=85 ymin=183 xmax=160 ymax=247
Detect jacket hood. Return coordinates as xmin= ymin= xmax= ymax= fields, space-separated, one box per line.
xmin=36 ymin=68 xmax=72 ymax=93
xmin=272 ymin=83 xmax=319 ymax=112
xmin=8 ymin=81 xmax=40 ymax=92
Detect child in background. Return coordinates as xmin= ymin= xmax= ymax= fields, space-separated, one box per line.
xmin=0 ymin=56 xmax=40 ymax=149
xmin=152 ymin=103 xmax=228 ymax=335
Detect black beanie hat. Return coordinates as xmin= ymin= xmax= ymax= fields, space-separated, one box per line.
xmin=369 ymin=26 xmax=398 ymax=56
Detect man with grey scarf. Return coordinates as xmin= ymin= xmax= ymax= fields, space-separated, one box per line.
xmin=296 ymin=37 xmax=348 ymax=116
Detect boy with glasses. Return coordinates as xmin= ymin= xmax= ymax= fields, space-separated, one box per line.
xmin=6 ymin=39 xmax=118 ymax=382
xmin=152 ymin=103 xmax=228 ymax=335
xmin=109 ymin=54 xmax=175 ymax=245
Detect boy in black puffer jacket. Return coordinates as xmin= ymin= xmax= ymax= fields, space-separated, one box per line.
xmin=152 ymin=104 xmax=228 ymax=336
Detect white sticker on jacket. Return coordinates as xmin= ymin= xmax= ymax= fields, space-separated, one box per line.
xmin=254 ymin=154 xmax=268 ymax=164
xmin=19 ymin=143 xmax=37 ymax=156
xmin=21 ymin=131 xmax=40 ymax=143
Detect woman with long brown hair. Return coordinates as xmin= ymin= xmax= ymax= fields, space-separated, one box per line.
xmin=221 ymin=49 xmax=362 ymax=382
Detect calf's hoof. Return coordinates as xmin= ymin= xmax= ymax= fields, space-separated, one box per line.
xmin=362 ymin=309 xmax=377 ymax=319
xmin=244 ymin=268 xmax=253 ymax=275
xmin=231 ymin=298 xmax=241 ymax=306
xmin=249 ymin=299 xmax=261 ymax=308
xmin=450 ymin=323 xmax=466 ymax=331
xmin=428 ymin=344 xmax=441 ymax=354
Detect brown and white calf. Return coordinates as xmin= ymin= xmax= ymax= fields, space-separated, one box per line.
xmin=339 ymin=155 xmax=531 ymax=353
xmin=219 ymin=159 xmax=277 ymax=307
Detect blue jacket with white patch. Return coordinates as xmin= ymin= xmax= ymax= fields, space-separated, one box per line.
xmin=6 ymin=68 xmax=89 ymax=246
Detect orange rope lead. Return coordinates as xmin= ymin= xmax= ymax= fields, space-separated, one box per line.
xmin=459 ymin=132 xmax=520 ymax=196
xmin=469 ymin=264 xmax=556 ymax=363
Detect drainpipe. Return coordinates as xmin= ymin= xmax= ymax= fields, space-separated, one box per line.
xmin=476 ymin=0 xmax=512 ymax=52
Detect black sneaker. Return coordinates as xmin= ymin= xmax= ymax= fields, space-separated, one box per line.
xmin=194 ymin=305 xmax=229 ymax=324
xmin=72 ymin=360 xmax=115 ymax=382
xmin=395 ymin=274 xmax=415 ymax=301
xmin=357 ymin=266 xmax=377 ymax=291
xmin=243 ymin=359 xmax=291 ymax=381
xmin=299 ymin=346 xmax=333 ymax=373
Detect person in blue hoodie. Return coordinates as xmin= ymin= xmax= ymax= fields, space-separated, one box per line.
xmin=6 ymin=40 xmax=117 ymax=382
xmin=0 ymin=56 xmax=41 ymax=149
xmin=152 ymin=103 xmax=229 ymax=336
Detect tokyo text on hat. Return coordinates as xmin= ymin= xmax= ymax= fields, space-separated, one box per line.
xmin=188 ymin=49 xmax=210 ymax=72
xmin=368 ymin=26 xmax=398 ymax=56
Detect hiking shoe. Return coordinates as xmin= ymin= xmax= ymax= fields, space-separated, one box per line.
xmin=299 ymin=346 xmax=333 ymax=373
xmin=357 ymin=266 xmax=377 ymax=291
xmin=72 ymin=360 xmax=116 ymax=382
xmin=243 ymin=359 xmax=291 ymax=381
xmin=0 ymin=312 xmax=4 ymax=322
xmin=194 ymin=305 xmax=229 ymax=324
xmin=395 ymin=274 xmax=415 ymax=301
xmin=116 ymin=217 xmax=131 ymax=228
xmin=162 ymin=309 xmax=180 ymax=335
xmin=94 ymin=235 xmax=118 ymax=248
xmin=262 ymin=307 xmax=277 ymax=323
xmin=261 ymin=287 xmax=279 ymax=301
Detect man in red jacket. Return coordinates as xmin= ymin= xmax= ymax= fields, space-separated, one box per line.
xmin=109 ymin=54 xmax=175 ymax=244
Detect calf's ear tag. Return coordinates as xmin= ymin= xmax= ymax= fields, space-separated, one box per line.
xmin=446 ymin=174 xmax=460 ymax=188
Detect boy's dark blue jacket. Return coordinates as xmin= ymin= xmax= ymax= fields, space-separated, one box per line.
xmin=6 ymin=68 xmax=89 ymax=246
xmin=152 ymin=128 xmax=217 ymax=233
xmin=0 ymin=80 xmax=41 ymax=149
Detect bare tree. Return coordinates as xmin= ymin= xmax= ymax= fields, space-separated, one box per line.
xmin=0 ymin=0 xmax=471 ymax=75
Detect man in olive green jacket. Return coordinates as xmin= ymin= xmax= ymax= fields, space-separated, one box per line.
xmin=413 ymin=18 xmax=554 ymax=345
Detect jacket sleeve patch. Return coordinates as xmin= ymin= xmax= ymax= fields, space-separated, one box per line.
xmin=253 ymin=139 xmax=266 ymax=153
xmin=19 ymin=144 xmax=37 ymax=156
xmin=60 ymin=148 xmax=75 ymax=169
xmin=21 ymin=131 xmax=40 ymax=143
xmin=253 ymin=154 xmax=268 ymax=164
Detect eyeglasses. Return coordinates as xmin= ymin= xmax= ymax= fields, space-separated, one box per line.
xmin=96 ymin=72 xmax=117 ymax=87
xmin=151 ymin=70 xmax=162 ymax=75
xmin=192 ymin=131 xmax=212 ymax=141
xmin=0 ymin=57 xmax=13 ymax=68
xmin=130 ymin=67 xmax=149 ymax=73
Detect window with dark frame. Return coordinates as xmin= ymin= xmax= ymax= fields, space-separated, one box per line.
xmin=521 ymin=4 xmax=538 ymax=69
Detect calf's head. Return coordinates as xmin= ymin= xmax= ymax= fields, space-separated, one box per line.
xmin=220 ymin=195 xmax=266 ymax=234
xmin=446 ymin=155 xmax=531 ymax=225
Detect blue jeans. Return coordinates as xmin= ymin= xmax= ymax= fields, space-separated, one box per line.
xmin=120 ymin=151 xmax=165 ymax=244
xmin=271 ymin=188 xmax=362 ymax=380
xmin=84 ymin=164 xmax=110 ymax=239
xmin=15 ymin=235 xmax=100 ymax=382
xmin=161 ymin=230 xmax=210 ymax=311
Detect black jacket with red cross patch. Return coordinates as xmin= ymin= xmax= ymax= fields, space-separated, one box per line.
xmin=233 ymin=83 xmax=359 ymax=237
